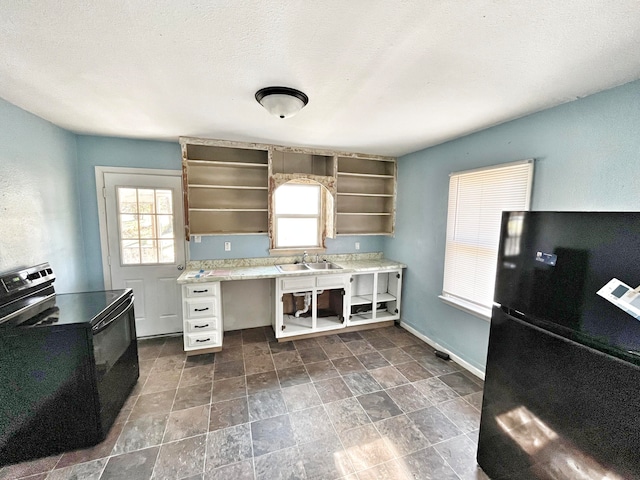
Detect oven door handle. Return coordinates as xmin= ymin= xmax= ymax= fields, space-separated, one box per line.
xmin=92 ymin=294 xmax=135 ymax=334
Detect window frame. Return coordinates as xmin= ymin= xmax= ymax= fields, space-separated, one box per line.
xmin=439 ymin=159 xmax=534 ymax=320
xmin=116 ymin=186 xmax=177 ymax=266
xmin=273 ymin=182 xmax=322 ymax=249
xmin=268 ymin=173 xmax=336 ymax=254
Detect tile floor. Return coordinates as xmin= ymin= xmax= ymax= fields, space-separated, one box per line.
xmin=0 ymin=325 xmax=490 ymax=480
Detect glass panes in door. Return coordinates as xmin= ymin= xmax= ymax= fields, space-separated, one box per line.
xmin=117 ymin=187 xmax=176 ymax=265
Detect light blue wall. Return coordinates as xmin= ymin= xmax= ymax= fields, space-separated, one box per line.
xmin=189 ymin=235 xmax=385 ymax=260
xmin=0 ymin=98 xmax=87 ymax=293
xmin=385 ymin=79 xmax=640 ymax=373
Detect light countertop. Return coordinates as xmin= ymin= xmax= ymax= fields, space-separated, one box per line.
xmin=178 ymin=255 xmax=406 ymax=284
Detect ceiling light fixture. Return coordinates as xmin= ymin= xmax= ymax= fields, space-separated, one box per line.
xmin=255 ymin=86 xmax=309 ymax=119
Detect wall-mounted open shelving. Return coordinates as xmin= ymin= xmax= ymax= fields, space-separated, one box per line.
xmin=181 ymin=137 xmax=396 ymax=239
xmin=335 ymin=156 xmax=397 ymax=235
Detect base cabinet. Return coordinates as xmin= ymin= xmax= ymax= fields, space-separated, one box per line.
xmin=275 ymin=274 xmax=349 ymax=339
xmin=348 ymin=270 xmax=402 ymax=326
xmin=274 ymin=269 xmax=403 ymax=339
xmin=181 ymin=282 xmax=223 ymax=352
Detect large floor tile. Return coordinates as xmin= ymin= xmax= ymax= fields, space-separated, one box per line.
xmin=407 ymin=406 xmax=462 ymax=444
xmin=248 ymin=389 xmax=288 ymax=422
xmin=281 ymin=383 xmax=322 ymax=412
xmin=290 ymin=405 xmax=336 ymax=444
xmin=209 ymin=397 xmax=249 ymax=432
xmin=153 ymin=435 xmax=206 ymax=479
xmin=250 ymin=414 xmax=296 ymax=457
xmin=205 ymin=424 xmax=253 ymax=471
xmin=298 ymin=435 xmax=353 ymax=480
xmin=99 ymin=446 xmax=159 ymax=480
xmin=254 ymin=446 xmax=306 ymax=480
xmin=356 ymin=391 xmax=402 ymax=422
xmin=324 ymin=397 xmax=371 ymax=434
xmin=339 ymin=424 xmax=394 ymax=471
xmin=314 ymin=377 xmax=353 ymax=404
xmin=163 ymin=404 xmax=209 ymax=442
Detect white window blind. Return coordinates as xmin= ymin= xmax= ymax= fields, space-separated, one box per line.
xmin=442 ymin=160 xmax=534 ymax=317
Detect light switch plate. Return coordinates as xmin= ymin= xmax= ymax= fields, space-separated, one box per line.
xmin=355 ymin=242 xmax=360 ymax=250
xmin=224 ymin=241 xmax=231 ymax=251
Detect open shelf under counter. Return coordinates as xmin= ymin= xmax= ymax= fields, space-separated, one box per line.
xmin=316 ymin=315 xmax=345 ymax=331
xmin=350 ymin=295 xmax=373 ymax=306
xmin=281 ymin=315 xmax=314 ymax=335
xmin=356 ymin=292 xmax=397 ymax=303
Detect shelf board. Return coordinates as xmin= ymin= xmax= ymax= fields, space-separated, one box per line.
xmin=316 ymin=316 xmax=345 ymax=330
xmin=187 ymin=159 xmax=268 ymax=168
xmin=188 ymin=184 xmax=268 ymax=190
xmin=377 ymin=293 xmax=397 ymax=302
xmin=337 ymin=172 xmax=394 ymax=179
xmin=350 ymin=296 xmax=373 ymax=306
xmin=189 ymin=208 xmax=268 ymax=212
xmin=375 ymin=310 xmax=398 ymax=321
xmin=349 ymin=312 xmax=374 ymax=321
xmin=282 ymin=315 xmax=315 ymax=335
xmin=337 ymin=212 xmax=392 ymax=216
xmin=336 ymin=232 xmax=393 ymax=236
xmin=337 ymin=192 xmax=394 ymax=197
xmin=189 ymin=231 xmax=267 ymax=236
xmin=353 ymin=293 xmax=397 ymax=303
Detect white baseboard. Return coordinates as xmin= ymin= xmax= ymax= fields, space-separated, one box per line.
xmin=399 ymin=321 xmax=485 ymax=380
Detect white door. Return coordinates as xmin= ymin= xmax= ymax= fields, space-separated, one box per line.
xmin=102 ymin=171 xmax=185 ymax=337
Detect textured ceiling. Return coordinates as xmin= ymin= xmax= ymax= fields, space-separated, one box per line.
xmin=2 ymin=1 xmax=640 ymax=156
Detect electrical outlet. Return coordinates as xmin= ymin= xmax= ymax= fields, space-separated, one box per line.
xmin=355 ymin=242 xmax=360 ymax=250
xmin=193 ymin=235 xmax=201 ymax=243
xmin=224 ymin=241 xmax=231 ymax=251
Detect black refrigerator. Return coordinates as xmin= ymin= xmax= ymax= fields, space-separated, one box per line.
xmin=477 ymin=211 xmax=640 ymax=480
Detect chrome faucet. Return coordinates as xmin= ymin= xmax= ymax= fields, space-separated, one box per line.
xmin=302 ymin=251 xmax=309 ymax=264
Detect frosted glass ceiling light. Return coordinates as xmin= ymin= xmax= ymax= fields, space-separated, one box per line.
xmin=255 ymin=87 xmax=309 ymax=119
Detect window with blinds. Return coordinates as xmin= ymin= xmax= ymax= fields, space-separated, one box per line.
xmin=441 ymin=160 xmax=534 ymax=318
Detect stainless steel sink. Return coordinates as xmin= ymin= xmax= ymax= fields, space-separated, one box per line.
xmin=305 ymin=262 xmax=342 ymax=270
xmin=276 ymin=264 xmax=310 ymax=273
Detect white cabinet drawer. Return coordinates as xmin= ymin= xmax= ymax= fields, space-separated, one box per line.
xmin=316 ymin=274 xmax=348 ymax=289
xmin=186 ymin=318 xmax=219 ymax=333
xmin=184 ymin=283 xmax=219 ymax=298
xmin=185 ymin=299 xmax=218 ymax=318
xmin=185 ymin=331 xmax=220 ymax=349
xmin=280 ymin=276 xmax=315 ymax=291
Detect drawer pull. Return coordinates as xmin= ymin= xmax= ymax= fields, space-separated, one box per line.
xmin=196 ymin=338 xmax=211 ymax=343
xmin=194 ymin=307 xmax=210 ymax=312
xmin=193 ymin=289 xmax=209 ymax=293
xmin=194 ymin=324 xmax=210 ymax=328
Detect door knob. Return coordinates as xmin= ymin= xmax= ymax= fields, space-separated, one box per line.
xmin=177 ymin=264 xmax=184 ymax=271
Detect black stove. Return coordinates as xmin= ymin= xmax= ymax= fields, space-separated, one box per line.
xmin=0 ymin=263 xmax=139 ymax=466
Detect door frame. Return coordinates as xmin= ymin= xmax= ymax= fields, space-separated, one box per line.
xmin=95 ymin=166 xmax=187 ymax=289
